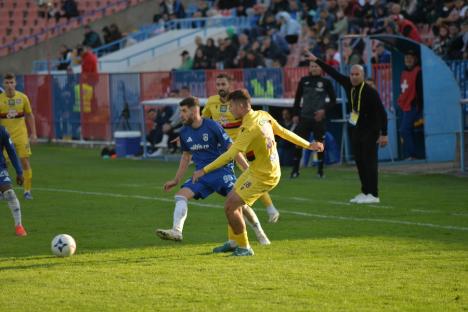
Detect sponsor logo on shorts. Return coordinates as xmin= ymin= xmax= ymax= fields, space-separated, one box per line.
xmin=240 ymin=181 xmax=252 ymax=190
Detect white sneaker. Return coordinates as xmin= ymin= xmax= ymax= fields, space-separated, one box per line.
xmin=149 ymin=149 xmax=163 ymax=157
xmin=156 ymin=229 xmax=183 ymax=241
xmin=268 ymin=210 xmax=280 ymax=223
xmin=350 ymin=193 xmax=366 ymax=203
xmin=255 ymin=230 xmax=271 ymax=245
xmin=356 ymin=194 xmax=380 ymax=204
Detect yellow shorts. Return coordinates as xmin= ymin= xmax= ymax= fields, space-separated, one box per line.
xmin=4 ymin=136 xmax=31 ymax=160
xmin=234 ymin=170 xmax=280 ymax=207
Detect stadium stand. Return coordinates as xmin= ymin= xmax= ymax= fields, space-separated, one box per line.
xmin=0 ymin=0 xmax=145 ymax=57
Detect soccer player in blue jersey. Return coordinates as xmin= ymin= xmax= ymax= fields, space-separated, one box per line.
xmin=156 ymin=97 xmax=270 ymax=244
xmin=0 ymin=125 xmax=27 ymax=236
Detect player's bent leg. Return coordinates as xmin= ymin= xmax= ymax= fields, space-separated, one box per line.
xmin=259 ymin=193 xmax=280 ymax=223
xmin=156 ymin=188 xmax=194 ymax=242
xmin=223 ymin=190 xmax=254 ymax=256
xmin=2 ymin=188 xmax=27 ymax=236
xmin=242 ymin=205 xmax=270 ymax=245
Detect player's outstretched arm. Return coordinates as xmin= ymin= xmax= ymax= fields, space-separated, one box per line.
xmin=26 ymin=112 xmax=38 ymax=144
xmin=164 ymin=151 xmax=191 ymax=192
xmin=234 ymin=152 xmax=249 ymax=171
xmin=16 ymin=175 xmax=24 ymax=186
xmin=270 ymin=116 xmax=310 ymax=149
xmin=309 ymin=142 xmax=324 ymax=152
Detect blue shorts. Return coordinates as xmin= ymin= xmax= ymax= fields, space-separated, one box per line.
xmin=0 ymin=168 xmax=12 ymax=186
xmin=182 ymin=168 xmax=235 ymax=200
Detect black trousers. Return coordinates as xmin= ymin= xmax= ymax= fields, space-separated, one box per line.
xmin=351 ymin=128 xmax=380 ymax=197
xmin=292 ymin=117 xmax=325 ymax=173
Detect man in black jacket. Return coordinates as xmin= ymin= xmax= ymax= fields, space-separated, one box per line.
xmin=305 ymin=50 xmax=388 ymax=204
xmin=291 ymin=61 xmax=337 ymax=178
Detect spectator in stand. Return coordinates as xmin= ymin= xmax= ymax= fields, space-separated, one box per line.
xmin=270 ymin=0 xmax=289 ymax=15
xmin=392 ymin=14 xmax=422 ymax=43
xmin=446 ymin=23 xmax=465 ymax=60
xmin=216 ymin=38 xmax=238 ymax=69
xmin=237 ymin=33 xmax=251 ymax=52
xmin=250 ymin=4 xmax=277 ymax=38
xmin=432 ymin=24 xmax=450 ymax=59
xmin=260 ymin=35 xmax=287 ymax=66
xmin=330 ymin=10 xmax=348 ymax=39
xmin=234 ymin=0 xmax=256 ymax=17
xmin=82 ymin=25 xmax=102 ymax=49
xmin=205 ymin=38 xmax=219 ymax=68
xmin=325 ymin=46 xmax=340 ymax=66
xmin=109 ymin=24 xmax=123 ymax=42
xmin=194 ymin=36 xmax=206 ymax=54
xmin=215 ymin=0 xmax=237 ymax=10
xmin=276 ymin=11 xmax=301 ymax=44
xmin=61 ymin=0 xmax=79 ymax=20
xmin=193 ymin=47 xmax=210 ymax=69
xmin=57 ymin=44 xmax=72 ymax=71
xmin=160 ymin=0 xmax=186 ymax=19
xmin=243 ymin=50 xmax=266 ymax=68
xmin=179 ymin=50 xmax=193 ymax=70
xmin=372 ymin=43 xmax=391 ymax=64
xmin=192 ymin=0 xmax=210 ymax=18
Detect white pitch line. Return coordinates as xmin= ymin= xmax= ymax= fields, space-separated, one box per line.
xmin=33 ymin=187 xmax=468 ymax=232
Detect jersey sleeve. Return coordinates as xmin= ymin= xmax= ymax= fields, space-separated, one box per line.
xmin=1 ymin=128 xmax=23 ymax=175
xmin=211 ymin=121 xmax=232 ymax=151
xmin=203 ymin=126 xmax=250 ymax=173
xmin=270 ymin=114 xmax=310 ymax=149
xmin=179 ymin=131 xmax=190 ymax=152
xmin=23 ymin=94 xmax=32 ymax=114
xmin=201 ymin=102 xmax=212 ymax=118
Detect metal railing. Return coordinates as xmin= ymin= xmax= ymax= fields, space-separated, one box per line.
xmin=32 ymin=16 xmax=253 ymax=73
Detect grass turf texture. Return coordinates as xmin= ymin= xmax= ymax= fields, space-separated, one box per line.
xmin=0 ymin=145 xmax=467 ymax=311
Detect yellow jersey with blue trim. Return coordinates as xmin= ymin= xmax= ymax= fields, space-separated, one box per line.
xmin=202 ymin=95 xmax=242 ymax=140
xmin=203 ymin=110 xmax=310 ymax=180
xmin=0 ymin=91 xmax=32 ymax=140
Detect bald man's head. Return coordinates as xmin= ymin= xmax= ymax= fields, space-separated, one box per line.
xmin=350 ymin=65 xmax=365 ymax=86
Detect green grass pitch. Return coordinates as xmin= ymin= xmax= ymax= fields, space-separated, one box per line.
xmin=0 ymin=145 xmax=467 ymax=311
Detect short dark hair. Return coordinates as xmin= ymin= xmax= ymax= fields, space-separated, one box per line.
xmin=4 ymin=73 xmax=15 ymax=80
xmin=227 ymin=89 xmax=251 ymax=105
xmin=179 ymin=96 xmax=199 ymax=108
xmin=216 ymin=73 xmax=232 ymax=82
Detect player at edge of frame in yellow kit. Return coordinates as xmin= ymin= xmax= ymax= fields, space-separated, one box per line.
xmin=202 ymin=73 xmax=280 ymax=223
xmin=0 ymin=73 xmax=37 ymax=200
xmin=193 ymin=89 xmax=324 ymax=256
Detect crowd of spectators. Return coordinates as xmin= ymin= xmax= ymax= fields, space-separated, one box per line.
xmin=56 ymin=24 xmax=123 ymax=71
xmin=154 ymin=0 xmax=467 ymax=72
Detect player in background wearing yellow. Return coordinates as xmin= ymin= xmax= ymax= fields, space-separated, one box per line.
xmin=202 ymin=74 xmax=280 ymax=223
xmin=0 ymin=73 xmax=37 ymax=200
xmin=193 ymin=89 xmax=324 ymax=256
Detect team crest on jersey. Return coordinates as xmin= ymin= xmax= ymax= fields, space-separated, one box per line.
xmin=316 ymin=81 xmax=324 ymax=92
xmin=15 ymin=99 xmax=21 ymax=104
xmin=220 ymin=105 xmax=228 ymax=113
xmin=202 ymin=133 xmax=209 ymax=142
xmin=8 ymin=99 xmax=15 ymax=106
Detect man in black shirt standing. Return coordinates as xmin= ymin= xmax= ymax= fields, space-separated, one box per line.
xmin=291 ymin=61 xmax=337 ymax=178
xmin=305 ymin=50 xmax=388 ymax=204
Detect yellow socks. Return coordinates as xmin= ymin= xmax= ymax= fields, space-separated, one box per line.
xmin=23 ymin=168 xmax=32 ymax=193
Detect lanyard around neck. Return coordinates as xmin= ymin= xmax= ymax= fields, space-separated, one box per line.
xmin=351 ymin=82 xmax=365 ymax=113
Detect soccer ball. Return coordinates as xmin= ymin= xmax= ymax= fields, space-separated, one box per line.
xmin=51 ymin=234 xmax=76 ymax=257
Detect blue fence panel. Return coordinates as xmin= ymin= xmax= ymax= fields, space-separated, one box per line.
xmin=243 ymin=68 xmax=283 ymax=98
xmin=447 ymin=60 xmax=467 ymax=99
xmin=109 ymin=74 xmax=142 ymax=134
xmin=171 ymin=70 xmax=207 ymax=97
xmin=51 ymin=74 xmax=81 ymax=140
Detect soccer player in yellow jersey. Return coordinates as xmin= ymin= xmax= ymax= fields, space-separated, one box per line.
xmin=202 ymin=74 xmax=281 ymax=223
xmin=0 ymin=73 xmax=37 ymax=200
xmin=193 ymin=89 xmax=323 ymax=256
